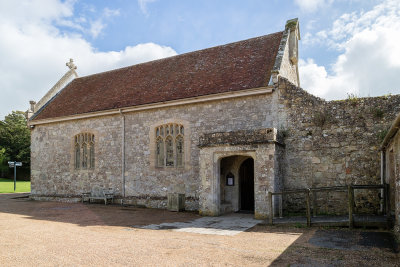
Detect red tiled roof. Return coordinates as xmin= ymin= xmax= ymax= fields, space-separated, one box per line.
xmin=33 ymin=31 xmax=283 ymax=120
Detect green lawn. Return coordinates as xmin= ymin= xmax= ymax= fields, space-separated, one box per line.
xmin=0 ymin=178 xmax=30 ymax=193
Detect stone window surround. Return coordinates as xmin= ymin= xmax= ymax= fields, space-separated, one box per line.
xmin=70 ymin=129 xmax=99 ymax=172
xmin=149 ymin=118 xmax=191 ymax=170
xmin=155 ymin=123 xmax=185 ymax=167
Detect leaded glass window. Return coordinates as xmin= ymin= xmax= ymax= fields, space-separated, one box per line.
xmin=82 ymin=139 xmax=88 ymax=169
xmin=74 ymin=133 xmax=95 ymax=170
xmin=155 ymin=123 xmax=184 ymax=167
xmin=156 ymin=137 xmax=164 ymax=167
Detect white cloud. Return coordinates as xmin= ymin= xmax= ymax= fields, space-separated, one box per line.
xmin=294 ymin=0 xmax=334 ymax=13
xmin=104 ymin=8 xmax=120 ymax=18
xmin=299 ymin=0 xmax=400 ymax=100
xmin=83 ymin=8 xmax=120 ymax=39
xmin=138 ymin=0 xmax=157 ymax=15
xmin=89 ymin=19 xmax=104 ymax=38
xmin=0 ymin=0 xmax=177 ymax=119
xmin=87 ymin=7 xmax=120 ymax=39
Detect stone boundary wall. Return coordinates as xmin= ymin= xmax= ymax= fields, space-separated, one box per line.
xmin=277 ymin=77 xmax=400 ymax=214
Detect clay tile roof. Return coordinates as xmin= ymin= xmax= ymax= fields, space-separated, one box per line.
xmin=32 ymin=31 xmax=283 ymax=121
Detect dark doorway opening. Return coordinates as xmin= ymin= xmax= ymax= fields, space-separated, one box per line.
xmin=239 ymin=158 xmax=254 ymax=211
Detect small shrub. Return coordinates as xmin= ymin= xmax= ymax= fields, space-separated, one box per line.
xmin=371 ymin=107 xmax=384 ymax=119
xmin=347 ymin=93 xmax=359 ymax=106
xmin=294 ymin=222 xmax=306 ymax=228
xmin=383 ymin=93 xmax=392 ymax=99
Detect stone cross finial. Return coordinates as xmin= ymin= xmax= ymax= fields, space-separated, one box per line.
xmin=66 ymin=58 xmax=77 ymax=70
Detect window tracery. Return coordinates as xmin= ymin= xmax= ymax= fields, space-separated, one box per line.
xmin=74 ymin=133 xmax=95 ymax=170
xmin=155 ymin=123 xmax=184 ymax=167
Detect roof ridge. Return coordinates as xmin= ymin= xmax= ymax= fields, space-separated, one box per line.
xmin=32 ymin=30 xmax=284 ymax=121
xmin=77 ymin=31 xmax=284 ymax=80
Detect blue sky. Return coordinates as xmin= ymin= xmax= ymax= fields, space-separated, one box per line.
xmin=1 ymin=0 xmax=399 ymax=119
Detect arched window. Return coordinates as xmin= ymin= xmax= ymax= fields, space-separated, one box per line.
xmin=155 ymin=123 xmax=184 ymax=167
xmin=74 ymin=133 xmax=95 ymax=170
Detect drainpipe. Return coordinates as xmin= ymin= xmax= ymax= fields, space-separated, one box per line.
xmin=120 ymin=109 xmax=126 ymax=200
xmin=380 ymin=150 xmax=385 ymax=212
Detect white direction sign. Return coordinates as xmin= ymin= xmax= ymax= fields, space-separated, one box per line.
xmin=8 ymin=161 xmax=22 ymax=192
xmin=8 ymin=161 xmax=22 ymax=167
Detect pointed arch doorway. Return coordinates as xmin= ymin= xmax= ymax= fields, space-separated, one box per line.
xmin=218 ymin=155 xmax=255 ymax=214
xmin=239 ymin=158 xmax=254 ymax=211
xmin=198 ymin=128 xmax=279 ymax=219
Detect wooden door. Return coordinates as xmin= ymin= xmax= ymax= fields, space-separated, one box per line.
xmin=240 ymin=158 xmax=254 ymax=211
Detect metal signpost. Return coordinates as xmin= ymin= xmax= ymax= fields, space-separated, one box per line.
xmin=8 ymin=161 xmax=22 ymax=192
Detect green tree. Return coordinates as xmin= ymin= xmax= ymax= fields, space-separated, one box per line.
xmin=0 ymin=111 xmax=30 ymax=179
xmin=0 ymin=148 xmax=8 ymax=177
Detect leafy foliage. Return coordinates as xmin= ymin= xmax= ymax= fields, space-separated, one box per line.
xmin=347 ymin=93 xmax=359 ymax=106
xmin=0 ymin=111 xmax=30 ymax=178
xmin=371 ymin=107 xmax=384 ymax=119
xmin=0 ymin=148 xmax=8 ymax=177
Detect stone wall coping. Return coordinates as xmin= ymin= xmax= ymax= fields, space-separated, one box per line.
xmin=198 ymin=128 xmax=277 ymax=147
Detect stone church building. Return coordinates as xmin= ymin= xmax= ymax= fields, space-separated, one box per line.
xmin=27 ymin=19 xmax=400 ymax=222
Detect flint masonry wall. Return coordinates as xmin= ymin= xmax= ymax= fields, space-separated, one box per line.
xmin=30 ymin=92 xmax=277 ymax=210
xmin=277 ymin=77 xmax=400 ymax=214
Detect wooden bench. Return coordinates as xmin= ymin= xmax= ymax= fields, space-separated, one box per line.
xmin=82 ymin=186 xmax=114 ymax=205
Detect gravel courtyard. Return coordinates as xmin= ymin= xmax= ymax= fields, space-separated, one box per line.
xmin=0 ymin=193 xmax=398 ymax=266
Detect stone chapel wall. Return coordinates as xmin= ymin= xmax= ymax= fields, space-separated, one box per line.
xmin=277 ymin=77 xmax=400 ymax=215
xmin=30 ymin=92 xmax=277 ymax=210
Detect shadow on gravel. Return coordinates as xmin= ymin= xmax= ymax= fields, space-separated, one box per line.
xmin=0 ymin=193 xmax=200 ymax=228
xmin=270 ymin=228 xmax=399 ymax=266
xmin=308 ymin=230 xmax=399 ymax=253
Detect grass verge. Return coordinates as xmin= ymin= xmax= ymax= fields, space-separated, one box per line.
xmin=0 ymin=178 xmax=30 ymax=193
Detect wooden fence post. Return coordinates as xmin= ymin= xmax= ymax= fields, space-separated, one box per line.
xmin=268 ymin=192 xmax=273 ymax=225
xmin=385 ymin=183 xmax=390 ymax=217
xmin=348 ymin=185 xmax=354 ymax=228
xmin=312 ymin=190 xmax=316 ymax=217
xmin=306 ymin=190 xmax=311 ymax=227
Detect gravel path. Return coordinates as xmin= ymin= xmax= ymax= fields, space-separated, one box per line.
xmin=0 ymin=193 xmax=398 ymax=266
